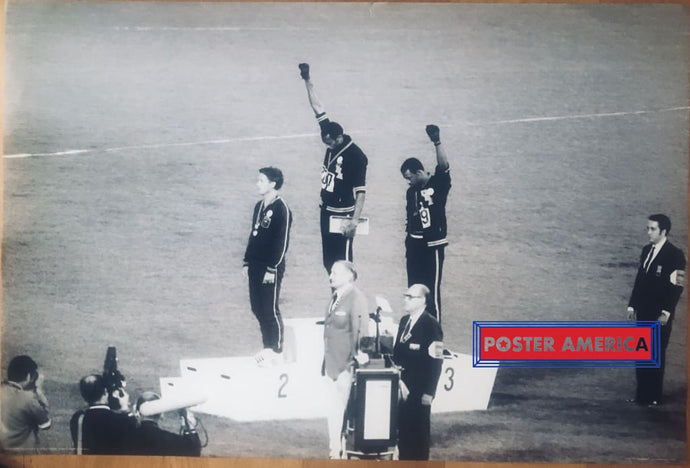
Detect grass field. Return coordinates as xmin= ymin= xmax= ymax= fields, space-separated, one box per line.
xmin=2 ymin=2 xmax=689 ymax=463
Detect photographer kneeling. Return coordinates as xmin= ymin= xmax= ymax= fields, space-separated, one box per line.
xmin=130 ymin=391 xmax=202 ymax=457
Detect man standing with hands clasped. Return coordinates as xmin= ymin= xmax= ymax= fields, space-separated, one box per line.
xmin=322 ymin=260 xmax=369 ymax=459
xmin=243 ymin=167 xmax=292 ymax=367
xmin=627 ymin=214 xmax=685 ymax=406
xmin=394 ymin=283 xmax=444 ymax=460
xmin=299 ymin=63 xmax=368 ymax=274
xmin=400 ymin=125 xmax=450 ymax=323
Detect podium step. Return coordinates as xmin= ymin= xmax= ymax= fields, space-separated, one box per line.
xmin=158 ymin=318 xmax=497 ymax=421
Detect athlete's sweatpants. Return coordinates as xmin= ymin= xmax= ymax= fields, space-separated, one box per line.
xmin=247 ymin=262 xmax=285 ymax=352
xmin=320 ymin=209 xmax=354 ymax=273
xmin=405 ymin=236 xmax=445 ymax=323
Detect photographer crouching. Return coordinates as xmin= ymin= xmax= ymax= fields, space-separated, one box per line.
xmin=69 ymin=374 xmax=137 ymax=455
xmin=130 ymin=391 xmax=202 ymax=456
xmin=70 ymin=346 xmax=136 ymax=455
xmin=0 ymin=355 xmax=52 ymax=452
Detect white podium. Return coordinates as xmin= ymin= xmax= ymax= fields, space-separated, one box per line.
xmin=159 ymin=317 xmax=497 ymax=421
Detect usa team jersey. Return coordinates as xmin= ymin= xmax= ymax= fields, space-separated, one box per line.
xmin=243 ymin=196 xmax=292 ymax=273
xmin=405 ymin=165 xmax=451 ymax=247
xmin=316 ymin=113 xmax=368 ymax=212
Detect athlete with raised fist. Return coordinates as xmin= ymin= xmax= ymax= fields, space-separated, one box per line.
xmin=298 ymin=63 xmax=368 ymax=274
xmin=399 ymin=124 xmax=451 ymax=323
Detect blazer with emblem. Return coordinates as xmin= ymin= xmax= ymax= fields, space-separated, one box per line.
xmin=323 ymin=285 xmax=368 ymax=379
xmin=629 ymin=240 xmax=686 ymax=321
xmin=393 ymin=311 xmax=443 ymax=399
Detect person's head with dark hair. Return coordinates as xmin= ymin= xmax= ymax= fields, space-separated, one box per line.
xmin=258 ymin=167 xmax=284 ymax=191
xmin=7 ymin=355 xmax=38 ymax=386
xmin=400 ymin=158 xmax=428 ymax=189
xmin=400 ymin=158 xmax=424 ymax=175
xmin=79 ymin=374 xmax=108 ymax=406
xmin=321 ymin=121 xmax=344 ymax=149
xmin=648 ymin=214 xmax=671 ymax=237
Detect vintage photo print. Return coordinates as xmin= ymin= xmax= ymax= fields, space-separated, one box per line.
xmin=2 ymin=1 xmax=688 ymax=464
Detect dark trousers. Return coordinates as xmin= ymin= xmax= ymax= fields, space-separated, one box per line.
xmin=320 ymin=209 xmax=354 ymax=273
xmin=405 ymin=236 xmax=444 ymax=322
xmin=397 ymin=394 xmax=431 ymax=460
xmin=247 ymin=263 xmax=285 ymax=352
xmin=635 ymin=321 xmax=672 ymax=404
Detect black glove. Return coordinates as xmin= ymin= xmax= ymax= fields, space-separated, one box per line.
xmin=425 ymin=124 xmax=440 ymax=144
xmin=298 ymin=63 xmax=310 ymax=80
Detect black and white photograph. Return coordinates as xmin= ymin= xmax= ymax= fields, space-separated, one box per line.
xmin=1 ymin=1 xmax=688 ymax=464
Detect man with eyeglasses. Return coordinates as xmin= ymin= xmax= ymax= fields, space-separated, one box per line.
xmin=393 ymin=284 xmax=444 ymax=460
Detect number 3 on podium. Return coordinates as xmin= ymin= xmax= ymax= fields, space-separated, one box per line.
xmin=443 ymin=367 xmax=454 ymax=391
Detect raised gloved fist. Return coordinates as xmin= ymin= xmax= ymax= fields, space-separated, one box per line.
xmin=425 ymin=124 xmax=440 ymax=144
xmin=298 ymin=63 xmax=310 ymax=80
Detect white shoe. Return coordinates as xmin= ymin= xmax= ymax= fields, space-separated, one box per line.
xmin=255 ymin=349 xmax=283 ymax=367
xmin=269 ymin=351 xmax=284 ymax=366
xmin=254 ymin=348 xmax=271 ymax=367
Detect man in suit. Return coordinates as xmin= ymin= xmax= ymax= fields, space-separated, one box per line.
xmin=393 ymin=283 xmax=444 ymax=460
xmin=129 ymin=391 xmax=202 ymax=456
xmin=627 ymin=213 xmax=686 ymax=406
xmin=70 ymin=374 xmax=137 ymax=455
xmin=322 ymin=260 xmax=369 ymax=459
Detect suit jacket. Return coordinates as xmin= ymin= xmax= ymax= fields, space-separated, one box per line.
xmin=393 ymin=311 xmax=444 ymax=399
xmin=323 ymin=284 xmax=368 ymax=379
xmin=629 ymin=240 xmax=686 ymax=321
xmin=128 ymin=420 xmax=201 ymax=457
xmin=69 ymin=406 xmax=137 ymax=455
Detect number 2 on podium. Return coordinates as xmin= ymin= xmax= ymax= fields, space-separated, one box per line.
xmin=278 ymin=373 xmax=289 ymax=398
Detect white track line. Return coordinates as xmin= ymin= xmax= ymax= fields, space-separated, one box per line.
xmin=114 ymin=26 xmax=324 ymax=32
xmin=477 ymin=106 xmax=689 ymax=126
xmin=4 ymin=133 xmax=318 ymax=159
xmin=5 ymin=107 xmax=688 ymax=159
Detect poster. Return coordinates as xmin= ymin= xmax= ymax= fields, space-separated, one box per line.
xmin=2 ymin=1 xmax=687 ymax=465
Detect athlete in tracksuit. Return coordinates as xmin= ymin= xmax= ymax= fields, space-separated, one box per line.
xmin=243 ymin=167 xmax=292 ymax=358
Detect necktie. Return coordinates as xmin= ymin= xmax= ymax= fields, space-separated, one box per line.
xmin=401 ymin=318 xmax=412 ymax=343
xmin=643 ymin=245 xmax=656 ymax=272
xmin=328 ymin=294 xmax=338 ymax=314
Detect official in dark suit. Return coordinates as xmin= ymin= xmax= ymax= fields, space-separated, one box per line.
xmin=393 ymin=283 xmax=444 ymax=460
xmin=129 ymin=391 xmax=202 ymax=457
xmin=627 ymin=213 xmax=686 ymax=406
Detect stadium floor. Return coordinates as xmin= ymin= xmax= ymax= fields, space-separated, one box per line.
xmin=2 ymin=2 xmax=688 ymax=463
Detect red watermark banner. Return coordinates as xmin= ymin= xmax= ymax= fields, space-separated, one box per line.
xmin=472 ymin=321 xmax=660 ymax=367
xmin=480 ymin=327 xmax=652 ymax=360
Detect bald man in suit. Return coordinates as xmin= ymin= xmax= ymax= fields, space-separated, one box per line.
xmin=393 ymin=283 xmax=444 ymax=460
